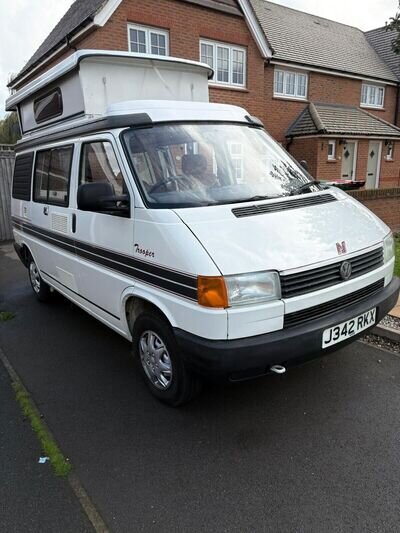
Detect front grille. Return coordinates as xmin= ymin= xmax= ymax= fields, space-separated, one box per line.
xmin=232 ymin=193 xmax=336 ymax=218
xmin=280 ymin=247 xmax=383 ymax=298
xmin=283 ymin=279 xmax=384 ymax=329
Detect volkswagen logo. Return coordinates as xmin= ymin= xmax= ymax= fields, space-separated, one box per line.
xmin=340 ymin=261 xmax=352 ymax=281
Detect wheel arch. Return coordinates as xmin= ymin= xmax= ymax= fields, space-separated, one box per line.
xmin=121 ymin=287 xmax=176 ymax=339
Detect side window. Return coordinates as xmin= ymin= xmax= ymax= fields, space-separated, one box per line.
xmin=33 ymin=146 xmax=73 ymax=206
xmin=33 ymin=151 xmax=51 ymax=203
xmin=12 ymin=151 xmax=34 ymax=201
xmin=79 ymin=141 xmax=125 ymax=195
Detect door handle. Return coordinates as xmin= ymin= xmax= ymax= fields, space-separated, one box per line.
xmin=43 ymin=206 xmax=49 ymax=215
xmin=72 ymin=214 xmax=76 ymax=234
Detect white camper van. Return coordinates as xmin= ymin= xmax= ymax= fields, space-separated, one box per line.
xmin=7 ymin=51 xmax=399 ymax=405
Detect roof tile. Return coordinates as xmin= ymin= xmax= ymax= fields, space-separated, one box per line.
xmin=249 ymin=0 xmax=398 ymax=82
xmin=287 ymin=103 xmax=400 ymax=138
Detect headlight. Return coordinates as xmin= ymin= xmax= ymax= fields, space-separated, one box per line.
xmin=224 ymin=271 xmax=281 ymax=307
xmin=383 ymin=232 xmax=395 ymax=263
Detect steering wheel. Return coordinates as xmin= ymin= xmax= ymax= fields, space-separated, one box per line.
xmin=149 ymin=175 xmax=193 ymax=194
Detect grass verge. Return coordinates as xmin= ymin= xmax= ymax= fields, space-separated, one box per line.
xmin=0 ymin=311 xmax=16 ymax=322
xmin=12 ymin=381 xmax=72 ymax=477
xmin=395 ymin=235 xmax=400 ymax=278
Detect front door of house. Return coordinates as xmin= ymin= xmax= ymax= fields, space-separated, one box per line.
xmin=341 ymin=142 xmax=356 ymax=180
xmin=366 ymin=141 xmax=381 ymax=189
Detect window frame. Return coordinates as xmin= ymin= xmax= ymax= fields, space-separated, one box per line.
xmin=199 ymin=39 xmax=247 ymax=88
xmin=273 ymin=68 xmax=308 ymax=100
xmin=34 ymin=87 xmax=63 ymax=124
xmin=386 ymin=142 xmax=394 ymax=160
xmin=32 ymin=144 xmax=74 ymax=207
xmin=360 ymin=83 xmax=385 ymax=109
xmin=327 ymin=140 xmax=336 ymax=161
xmin=78 ymin=139 xmax=131 ymax=217
xmin=127 ymin=23 xmax=169 ymax=56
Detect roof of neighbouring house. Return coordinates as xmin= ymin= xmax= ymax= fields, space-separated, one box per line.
xmin=11 ymin=0 xmax=241 ymax=87
xmin=286 ymin=103 xmax=400 ymax=138
xmin=365 ymin=26 xmax=400 ymax=80
xmin=249 ymin=0 xmax=399 ymax=82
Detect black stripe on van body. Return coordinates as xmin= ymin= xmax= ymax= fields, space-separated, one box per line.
xmin=11 ymin=217 xmax=198 ymax=301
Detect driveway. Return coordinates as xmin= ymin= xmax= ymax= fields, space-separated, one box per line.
xmin=1 ymin=241 xmax=400 ymax=532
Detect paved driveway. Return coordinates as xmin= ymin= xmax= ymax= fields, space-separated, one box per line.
xmin=1 ymin=242 xmax=400 ymax=532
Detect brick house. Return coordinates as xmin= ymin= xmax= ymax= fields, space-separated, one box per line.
xmin=366 ymin=25 xmax=400 ymax=127
xmin=8 ymin=0 xmax=400 ymax=188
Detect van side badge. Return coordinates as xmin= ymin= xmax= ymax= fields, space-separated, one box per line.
xmin=134 ymin=243 xmax=155 ymax=259
xmin=336 ymin=241 xmax=347 ymax=255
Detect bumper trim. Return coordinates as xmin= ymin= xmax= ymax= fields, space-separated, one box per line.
xmin=175 ymin=277 xmax=400 ymax=380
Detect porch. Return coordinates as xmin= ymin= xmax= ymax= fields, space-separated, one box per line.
xmin=287 ymin=103 xmax=400 ymax=189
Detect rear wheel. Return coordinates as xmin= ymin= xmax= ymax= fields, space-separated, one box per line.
xmin=132 ymin=312 xmax=201 ymax=406
xmin=28 ymin=257 xmax=51 ymax=302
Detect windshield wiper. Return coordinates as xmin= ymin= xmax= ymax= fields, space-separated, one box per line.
xmin=231 ymin=194 xmax=281 ymax=204
xmin=290 ymin=180 xmax=324 ymax=196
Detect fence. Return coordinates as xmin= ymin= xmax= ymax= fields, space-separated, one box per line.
xmin=0 ymin=145 xmax=15 ymax=241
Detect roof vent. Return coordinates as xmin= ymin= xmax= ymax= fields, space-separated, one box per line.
xmin=232 ymin=193 xmax=337 ymax=218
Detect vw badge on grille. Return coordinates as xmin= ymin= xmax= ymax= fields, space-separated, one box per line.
xmin=340 ymin=261 xmax=352 ymax=281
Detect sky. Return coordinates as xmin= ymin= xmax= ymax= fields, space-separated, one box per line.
xmin=0 ymin=0 xmax=398 ymax=118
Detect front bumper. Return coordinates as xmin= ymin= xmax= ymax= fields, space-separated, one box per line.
xmin=175 ymin=277 xmax=400 ymax=381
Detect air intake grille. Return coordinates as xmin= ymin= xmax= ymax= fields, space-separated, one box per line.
xmin=283 ymin=279 xmax=384 ymax=329
xmin=281 ymin=247 xmax=383 ymax=298
xmin=232 ymin=193 xmax=336 ymax=218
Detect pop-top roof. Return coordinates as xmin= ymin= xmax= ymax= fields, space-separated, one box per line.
xmin=6 ymin=51 xmax=215 ymax=138
xmin=6 ymin=50 xmax=213 ymax=111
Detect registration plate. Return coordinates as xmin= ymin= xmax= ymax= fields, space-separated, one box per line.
xmin=322 ymin=308 xmax=376 ymax=348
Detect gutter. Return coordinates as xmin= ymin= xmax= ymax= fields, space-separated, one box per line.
xmin=9 ymin=18 xmax=96 ymax=90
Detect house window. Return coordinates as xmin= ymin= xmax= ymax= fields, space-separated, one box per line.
xmin=128 ymin=24 xmax=169 ymax=56
xmin=386 ymin=142 xmax=394 ymax=160
xmin=328 ymin=140 xmax=336 ymax=160
xmin=274 ymin=69 xmax=308 ymax=99
xmin=200 ymin=40 xmax=246 ymax=87
xmin=361 ymin=84 xmax=384 ymax=108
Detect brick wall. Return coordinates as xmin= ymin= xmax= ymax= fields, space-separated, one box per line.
xmin=348 ymin=188 xmax=400 ymax=231
xmin=287 ymin=137 xmax=319 ymax=176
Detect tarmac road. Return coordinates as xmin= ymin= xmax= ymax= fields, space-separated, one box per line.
xmin=1 ymin=242 xmax=400 ymax=532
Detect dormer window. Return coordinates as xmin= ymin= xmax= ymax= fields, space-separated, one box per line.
xmin=128 ymin=24 xmax=169 ymax=56
xmin=361 ymin=83 xmax=384 ymax=108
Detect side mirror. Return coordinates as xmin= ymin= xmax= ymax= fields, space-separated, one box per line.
xmin=77 ymin=182 xmax=130 ymax=216
xmin=300 ymin=160 xmax=309 ymax=172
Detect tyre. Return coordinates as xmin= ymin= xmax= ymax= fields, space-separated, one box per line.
xmin=132 ymin=312 xmax=201 ymax=406
xmin=28 ymin=257 xmax=51 ymax=302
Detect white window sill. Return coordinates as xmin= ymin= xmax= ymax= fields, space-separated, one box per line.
xmin=273 ymin=94 xmax=308 ymax=102
xmin=360 ymin=104 xmax=385 ymax=110
xmin=327 ymin=158 xmax=337 ymax=162
xmin=209 ymin=82 xmax=248 ymax=92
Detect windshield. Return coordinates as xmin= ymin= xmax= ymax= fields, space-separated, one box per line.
xmin=122 ymin=123 xmax=317 ymax=208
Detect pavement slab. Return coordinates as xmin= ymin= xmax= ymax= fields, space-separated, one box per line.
xmin=1 ymin=242 xmax=400 ymax=532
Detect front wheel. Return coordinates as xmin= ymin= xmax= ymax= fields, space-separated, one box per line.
xmin=132 ymin=312 xmax=201 ymax=406
xmin=28 ymin=257 xmax=51 ymax=302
